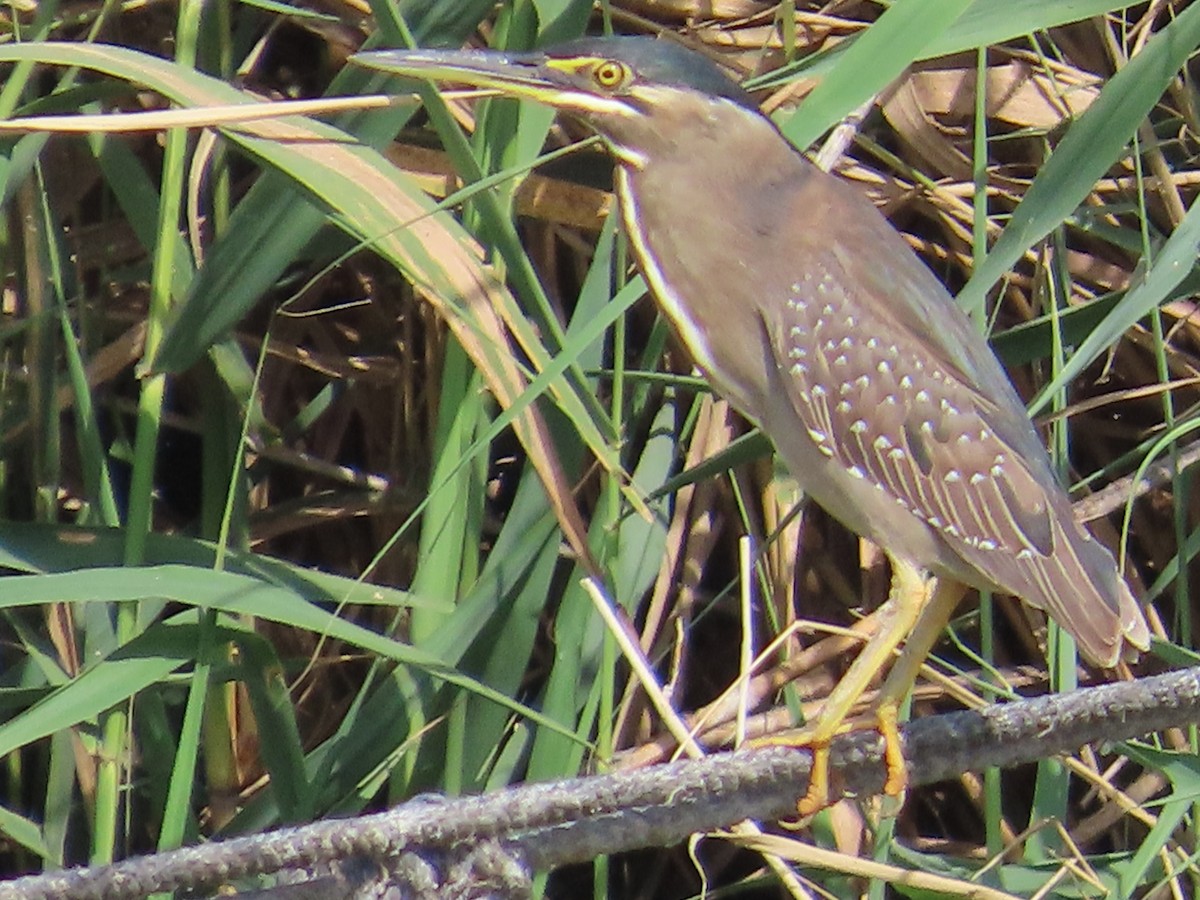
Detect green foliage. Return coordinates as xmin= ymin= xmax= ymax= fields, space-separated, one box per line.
xmin=0 ymin=1 xmax=1197 ymax=897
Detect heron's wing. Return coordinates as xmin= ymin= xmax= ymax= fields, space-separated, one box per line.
xmin=764 ymin=250 xmax=1148 ymax=666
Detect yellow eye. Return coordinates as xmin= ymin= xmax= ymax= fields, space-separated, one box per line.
xmin=593 ymin=60 xmax=629 ymax=90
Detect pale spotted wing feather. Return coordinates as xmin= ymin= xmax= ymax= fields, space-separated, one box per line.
xmin=768 ymin=257 xmax=1148 ymax=666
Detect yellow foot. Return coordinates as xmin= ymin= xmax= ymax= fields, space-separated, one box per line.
xmin=877 ymin=702 xmax=907 ymax=800
xmin=749 ymin=729 xmax=839 ymax=817
xmin=749 ymin=707 xmax=908 ymax=817
xmin=797 ymin=740 xmax=831 ymax=817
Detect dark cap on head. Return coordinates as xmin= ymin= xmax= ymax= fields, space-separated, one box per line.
xmin=545 ymin=36 xmax=757 ymax=111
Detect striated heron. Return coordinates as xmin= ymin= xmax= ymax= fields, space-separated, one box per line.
xmin=352 ymin=36 xmax=1150 ymax=813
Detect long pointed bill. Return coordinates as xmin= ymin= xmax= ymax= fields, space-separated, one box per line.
xmin=350 ymin=47 xmax=636 ymax=120
xmin=351 ymin=48 xmax=570 ymax=104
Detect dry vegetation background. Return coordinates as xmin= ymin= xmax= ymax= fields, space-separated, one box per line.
xmin=1 ymin=0 xmax=1200 ymax=897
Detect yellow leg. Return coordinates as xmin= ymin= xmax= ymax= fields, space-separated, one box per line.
xmin=873 ymin=577 xmax=968 ymax=798
xmin=752 ymin=555 xmax=929 ymax=815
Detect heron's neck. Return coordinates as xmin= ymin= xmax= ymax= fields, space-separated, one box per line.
xmin=611 ymin=116 xmax=812 ymax=413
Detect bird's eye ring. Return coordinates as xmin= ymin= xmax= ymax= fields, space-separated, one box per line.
xmin=593 ymin=60 xmax=629 ymax=90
